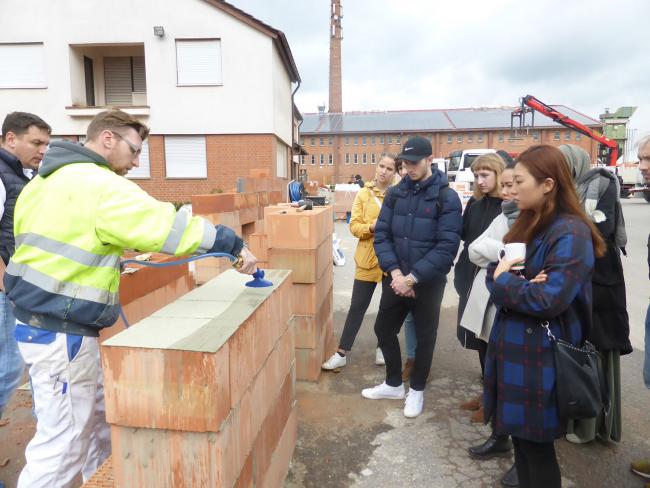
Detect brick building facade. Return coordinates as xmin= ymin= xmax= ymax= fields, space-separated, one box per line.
xmin=299 ymin=107 xmax=603 ymax=185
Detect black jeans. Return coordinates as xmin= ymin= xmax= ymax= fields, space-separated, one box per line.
xmin=374 ymin=277 xmax=445 ymax=391
xmin=338 ymin=279 xmax=378 ymax=351
xmin=512 ymin=437 xmax=561 ymax=488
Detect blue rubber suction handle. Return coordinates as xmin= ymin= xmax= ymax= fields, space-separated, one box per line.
xmin=246 ymin=268 xmax=274 ymax=288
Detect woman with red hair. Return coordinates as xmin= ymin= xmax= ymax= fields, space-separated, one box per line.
xmin=483 ymin=145 xmax=605 ymax=488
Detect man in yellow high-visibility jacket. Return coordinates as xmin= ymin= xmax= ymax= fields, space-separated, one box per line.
xmin=4 ymin=109 xmax=257 ymax=488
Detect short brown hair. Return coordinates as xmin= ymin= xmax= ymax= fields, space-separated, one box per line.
xmin=2 ymin=112 xmax=51 ymax=142
xmin=86 ymin=109 xmax=149 ymax=142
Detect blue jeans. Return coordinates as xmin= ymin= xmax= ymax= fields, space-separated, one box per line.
xmin=644 ymin=302 xmax=650 ymax=389
xmin=404 ymin=312 xmax=416 ymax=359
xmin=0 ymin=293 xmax=23 ymax=417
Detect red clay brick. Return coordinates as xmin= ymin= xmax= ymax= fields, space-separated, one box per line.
xmin=198 ymin=210 xmax=241 ymax=230
xmin=251 ymin=328 xmax=294 ymax=438
xmin=295 ymin=311 xmax=332 ymax=382
xmin=248 ymin=233 xmax=269 ymax=261
xmin=191 ymin=193 xmax=238 ymax=214
xmin=291 ymin=265 xmax=333 ymax=315
xmin=102 ymin=344 xmax=231 ymax=433
xmin=259 ymin=406 xmax=298 ymax=488
xmin=268 ymin=237 xmax=332 ymax=284
xmin=229 ymin=317 xmax=258 ymax=409
xmin=239 ymin=206 xmax=258 ymax=226
xmin=292 ymin=286 xmax=333 ymax=349
xmin=265 ymin=206 xmax=333 ymax=250
xmin=111 ymin=416 xmax=235 ymax=488
xmin=253 ymin=368 xmax=295 ymax=483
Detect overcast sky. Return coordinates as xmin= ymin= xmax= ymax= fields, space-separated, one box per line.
xmin=232 ymin=0 xmax=650 ymax=157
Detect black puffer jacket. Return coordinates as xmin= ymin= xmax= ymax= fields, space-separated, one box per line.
xmin=374 ymin=170 xmax=462 ymax=284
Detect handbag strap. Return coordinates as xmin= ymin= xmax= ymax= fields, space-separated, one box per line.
xmin=543 ymin=321 xmax=611 ymax=416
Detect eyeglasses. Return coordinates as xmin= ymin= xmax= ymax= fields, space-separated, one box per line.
xmin=111 ymin=131 xmax=142 ymax=157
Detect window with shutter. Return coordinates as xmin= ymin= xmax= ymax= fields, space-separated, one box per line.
xmin=103 ymin=56 xmax=147 ymax=106
xmin=0 ymin=43 xmax=46 ymax=88
xmin=104 ymin=57 xmax=132 ymax=105
xmin=164 ymin=136 xmax=207 ymax=178
xmin=176 ymin=39 xmax=222 ymax=86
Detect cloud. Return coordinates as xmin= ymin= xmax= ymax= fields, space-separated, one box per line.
xmin=229 ymin=0 xmax=650 ymax=147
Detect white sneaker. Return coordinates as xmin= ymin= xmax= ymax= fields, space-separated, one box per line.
xmin=361 ymin=382 xmax=405 ymax=400
xmin=375 ymin=347 xmax=385 ymax=366
xmin=322 ymin=352 xmax=346 ymax=370
xmin=404 ymin=388 xmax=424 ymax=418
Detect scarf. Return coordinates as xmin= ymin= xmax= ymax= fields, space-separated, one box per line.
xmin=560 ymin=144 xmax=627 ymax=250
xmin=502 ymin=199 xmax=520 ymax=229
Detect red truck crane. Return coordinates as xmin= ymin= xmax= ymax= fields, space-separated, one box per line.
xmin=511 ymin=94 xmax=619 ymax=166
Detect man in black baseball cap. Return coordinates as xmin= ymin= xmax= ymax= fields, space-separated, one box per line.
xmin=397 ymin=135 xmax=432 ymax=162
xmin=363 ymin=136 xmax=462 ymax=418
xmin=397 ymin=136 xmax=436 ymax=183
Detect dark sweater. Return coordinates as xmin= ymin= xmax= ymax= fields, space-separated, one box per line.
xmin=454 ymin=195 xmax=503 ymax=349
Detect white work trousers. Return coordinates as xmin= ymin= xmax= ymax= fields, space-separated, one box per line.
xmin=16 ymin=327 xmax=111 ymax=488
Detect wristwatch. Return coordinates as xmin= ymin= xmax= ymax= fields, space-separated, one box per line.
xmin=405 ymin=275 xmax=415 ymax=288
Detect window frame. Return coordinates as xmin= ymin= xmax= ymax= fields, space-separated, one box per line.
xmin=164 ymin=136 xmax=207 ymax=179
xmin=175 ymin=38 xmax=223 ymax=87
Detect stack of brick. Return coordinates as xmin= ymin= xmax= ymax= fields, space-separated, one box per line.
xmin=191 ymin=189 xmax=279 ymax=284
xmin=333 ymin=184 xmax=359 ymax=220
xmin=260 ymin=205 xmax=336 ymax=381
xmin=99 ymin=252 xmax=195 ymax=343
xmin=190 ymin=171 xmax=287 ymax=284
xmin=99 ymin=269 xmax=297 ymax=487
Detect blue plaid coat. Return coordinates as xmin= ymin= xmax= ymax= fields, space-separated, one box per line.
xmin=483 ymin=214 xmax=595 ymax=442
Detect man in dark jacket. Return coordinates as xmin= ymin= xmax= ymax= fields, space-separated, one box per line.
xmin=362 ymin=136 xmax=462 ymax=418
xmin=0 ymin=112 xmax=50 ymax=420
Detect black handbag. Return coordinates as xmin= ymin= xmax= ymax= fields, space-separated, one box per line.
xmin=542 ymin=321 xmax=609 ymax=420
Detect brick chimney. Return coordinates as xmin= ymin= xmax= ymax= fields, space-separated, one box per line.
xmin=329 ymin=0 xmax=342 ymax=113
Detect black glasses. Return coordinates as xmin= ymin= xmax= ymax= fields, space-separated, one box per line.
xmin=111 ymin=131 xmax=142 ymax=157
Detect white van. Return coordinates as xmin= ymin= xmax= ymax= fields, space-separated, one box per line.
xmin=431 ymin=158 xmax=447 ymax=174
xmin=447 ymin=149 xmax=497 ymax=186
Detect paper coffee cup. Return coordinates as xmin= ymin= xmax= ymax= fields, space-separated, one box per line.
xmin=503 ymin=243 xmax=526 ymax=270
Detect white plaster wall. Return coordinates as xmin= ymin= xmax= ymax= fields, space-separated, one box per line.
xmin=0 ymin=0 xmax=293 ymax=137
xmin=271 ymin=46 xmax=292 ymax=146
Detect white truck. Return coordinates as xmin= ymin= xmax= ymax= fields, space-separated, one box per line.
xmin=447 ymin=149 xmax=497 ymax=187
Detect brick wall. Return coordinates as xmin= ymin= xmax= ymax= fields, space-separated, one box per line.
xmin=299 ymin=128 xmax=599 ymax=186
xmin=132 ymin=134 xmax=283 ymax=203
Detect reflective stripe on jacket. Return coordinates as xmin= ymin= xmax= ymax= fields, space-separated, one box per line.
xmin=4 ymin=142 xmax=227 ymax=336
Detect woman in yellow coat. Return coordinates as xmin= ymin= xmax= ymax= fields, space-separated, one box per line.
xmin=323 ymin=154 xmax=398 ymax=370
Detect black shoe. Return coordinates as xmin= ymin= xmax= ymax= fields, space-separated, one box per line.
xmin=501 ymin=464 xmax=519 ymax=487
xmin=468 ymin=435 xmax=513 ymax=459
